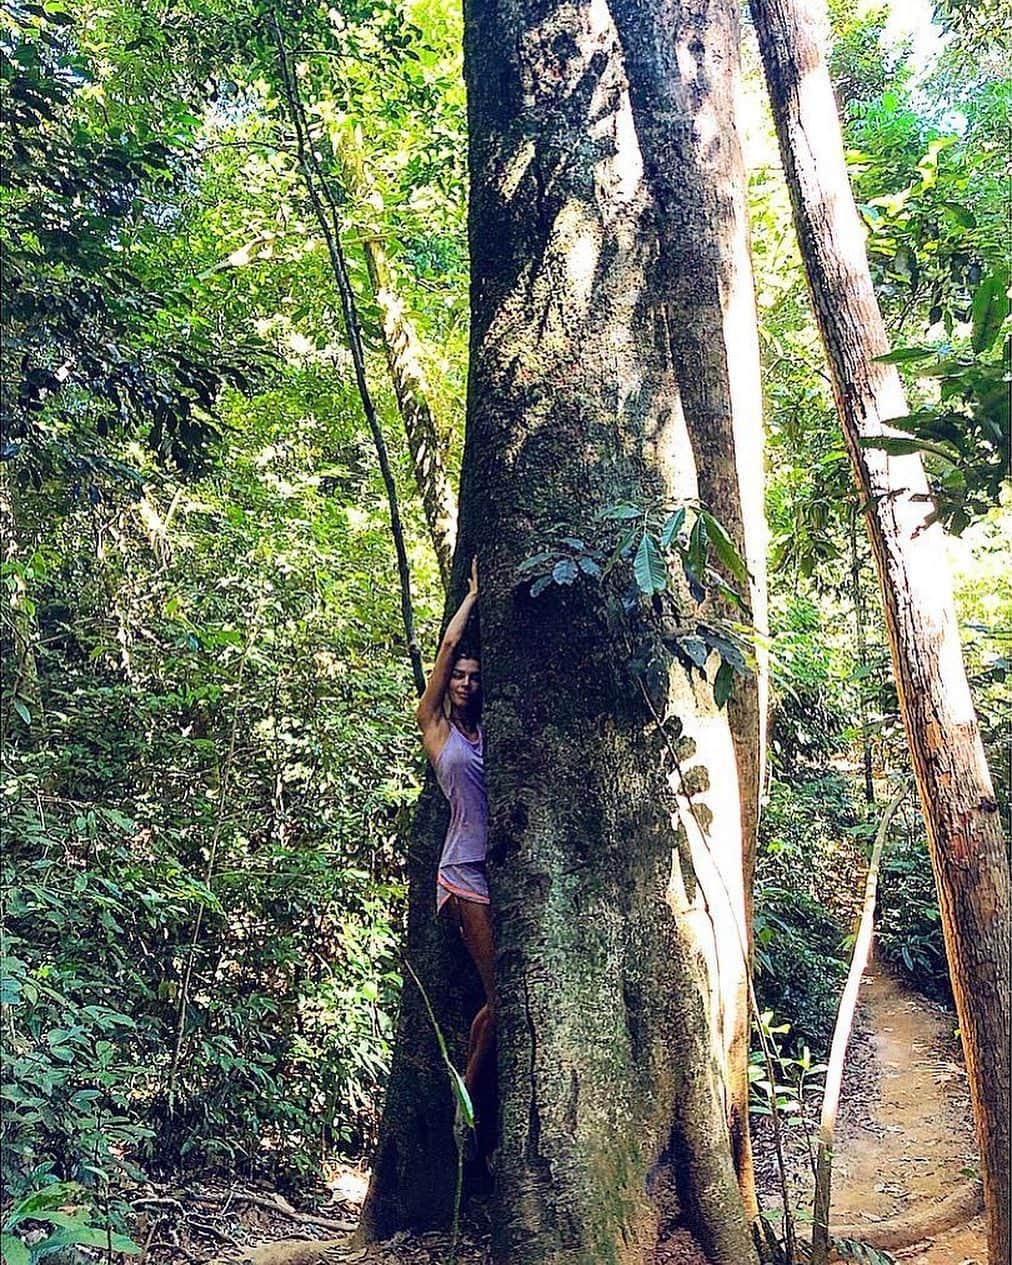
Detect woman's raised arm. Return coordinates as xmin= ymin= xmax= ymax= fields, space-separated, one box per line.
xmin=415 ymin=557 xmax=479 ymax=735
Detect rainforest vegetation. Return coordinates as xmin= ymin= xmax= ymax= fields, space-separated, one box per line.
xmin=1 ymin=0 xmax=1009 ymax=1262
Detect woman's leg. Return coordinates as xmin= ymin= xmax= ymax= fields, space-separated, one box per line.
xmin=449 ymin=895 xmax=497 ymax=1096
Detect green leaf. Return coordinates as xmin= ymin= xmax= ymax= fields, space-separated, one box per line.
xmin=713 ymin=660 xmax=734 ymax=708
xmin=859 ymin=435 xmax=957 ymax=462
xmin=516 ymin=551 xmax=554 ymax=574
xmin=552 ymin=557 xmax=578 ymax=585
xmin=596 ymin=503 xmax=642 ymax=521
xmin=11 ymin=699 xmax=31 ymax=725
xmin=31 ymin=1226 xmax=140 ymax=1259
xmin=698 ymin=511 xmax=748 ymax=588
xmin=940 ymin=201 xmax=976 ymax=229
xmin=971 ymin=268 xmax=1010 ymax=354
xmin=678 ymin=635 xmax=709 ymax=669
xmin=687 ymin=513 xmax=708 ymax=577
xmin=1 ymin=1235 xmax=30 ymax=1265
xmin=633 ymin=533 xmax=666 ymax=595
xmin=659 ymin=507 xmax=685 ymax=548
xmin=448 ymin=1067 xmax=474 ymax=1128
xmin=6 ymin=1187 xmax=81 ymax=1227
xmin=601 ymin=525 xmax=638 ymax=578
xmin=874 ymin=346 xmax=936 ymax=364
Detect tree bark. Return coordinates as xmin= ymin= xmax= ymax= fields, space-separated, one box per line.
xmin=364 ymin=0 xmax=761 ymax=1260
xmin=336 ymin=128 xmax=459 ymax=591
xmin=848 ymin=509 xmax=875 ymax=805
xmin=609 ymin=0 xmax=766 ymax=1215
xmin=463 ymin=0 xmax=755 ymax=1257
xmin=750 ymin=3 xmax=1011 ymax=1259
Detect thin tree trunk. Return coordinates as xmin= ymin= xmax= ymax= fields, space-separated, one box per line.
xmin=609 ymin=0 xmax=766 ymax=1216
xmin=848 ymin=509 xmax=875 ymax=805
xmin=811 ymin=786 xmax=904 ymax=1265
xmin=751 ymin=3 xmax=1011 ymax=1258
xmin=335 ymin=128 xmax=458 ymax=591
xmin=271 ymin=15 xmax=425 ymax=696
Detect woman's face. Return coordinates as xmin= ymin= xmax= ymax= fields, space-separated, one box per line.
xmin=449 ymin=657 xmax=481 ymax=712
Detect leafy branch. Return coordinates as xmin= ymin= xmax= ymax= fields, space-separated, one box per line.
xmin=516 ymin=499 xmax=754 ymax=708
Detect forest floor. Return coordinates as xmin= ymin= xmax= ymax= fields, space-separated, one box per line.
xmin=752 ymin=962 xmax=985 ymax=1265
xmin=153 ymin=962 xmax=983 ymax=1265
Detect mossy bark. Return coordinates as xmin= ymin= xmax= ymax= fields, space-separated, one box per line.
xmin=363 ymin=0 xmax=759 ymax=1259
xmin=608 ymin=0 xmax=766 ymax=1213
xmin=462 ymin=0 xmax=754 ymax=1258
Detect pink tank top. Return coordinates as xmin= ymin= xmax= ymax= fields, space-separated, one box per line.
xmin=434 ymin=724 xmax=487 ymax=866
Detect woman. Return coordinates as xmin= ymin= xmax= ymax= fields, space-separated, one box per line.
xmin=415 ymin=557 xmax=495 ymax=1102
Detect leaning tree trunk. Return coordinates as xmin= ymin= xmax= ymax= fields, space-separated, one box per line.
xmin=610 ymin=0 xmax=766 ymax=1215
xmin=336 ymin=127 xmax=458 ymax=591
xmin=751 ymin=2 xmax=1011 ymax=1259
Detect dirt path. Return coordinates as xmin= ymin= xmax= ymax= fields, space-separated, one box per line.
xmin=829 ymin=966 xmax=985 ymax=1264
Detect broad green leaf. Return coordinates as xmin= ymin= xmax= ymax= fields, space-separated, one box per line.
xmin=659 ymin=507 xmax=685 ymax=548
xmin=874 ymin=346 xmax=936 ymax=364
xmin=687 ymin=513 xmax=708 ymax=577
xmin=30 ymin=1226 xmax=140 ymax=1259
xmin=698 ymin=511 xmax=748 ymax=588
xmin=596 ymin=503 xmax=641 ymax=521
xmin=633 ymin=532 xmax=666 ymax=595
xmin=678 ymin=635 xmax=709 ymax=669
xmin=1 ymin=1236 xmax=30 ymax=1265
xmin=971 ymin=268 xmax=1010 ymax=354
xmin=516 ymin=551 xmax=554 ymax=574
xmin=6 ymin=1187 xmax=81 ymax=1226
xmin=713 ymin=660 xmax=734 ymax=708
xmin=859 ymin=435 xmax=957 ymax=462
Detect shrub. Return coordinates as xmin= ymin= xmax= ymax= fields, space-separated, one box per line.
xmin=877 ymin=832 xmax=950 ymax=1002
xmin=753 ymin=883 xmax=850 ymax=1055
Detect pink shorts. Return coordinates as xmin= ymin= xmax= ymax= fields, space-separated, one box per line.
xmin=436 ymin=861 xmax=490 ymax=915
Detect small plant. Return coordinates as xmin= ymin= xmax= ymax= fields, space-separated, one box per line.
xmin=748 ymin=1013 xmax=827 ymax=1124
xmin=834 ymin=1239 xmax=896 ymax=1264
xmin=403 ymin=962 xmax=473 ymax=1265
xmin=1 ymin=1183 xmax=140 ymax=1265
xmin=753 ymin=883 xmax=850 ymax=1055
xmin=877 ymin=830 xmax=950 ymax=1001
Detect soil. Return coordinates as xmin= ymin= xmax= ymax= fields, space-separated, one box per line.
xmin=147 ymin=965 xmax=985 ymax=1265
xmin=827 ymin=966 xmax=985 ymax=1264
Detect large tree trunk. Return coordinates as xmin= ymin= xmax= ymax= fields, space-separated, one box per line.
xmin=357 ymin=770 xmax=484 ymax=1238
xmin=363 ymin=0 xmax=760 ymax=1260
xmin=462 ymin=0 xmax=756 ymax=1257
xmin=609 ymin=0 xmax=766 ymax=1214
xmin=750 ymin=2 xmax=1011 ymax=1259
xmin=336 ymin=128 xmax=458 ymax=591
